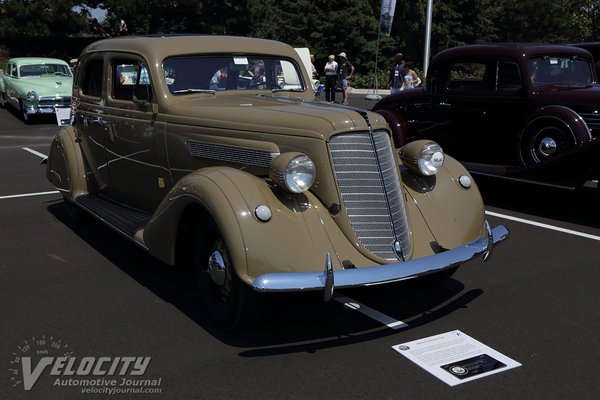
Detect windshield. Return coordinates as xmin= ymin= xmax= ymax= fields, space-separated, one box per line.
xmin=19 ymin=63 xmax=72 ymax=78
xmin=162 ymin=55 xmax=305 ymax=94
xmin=528 ymin=56 xmax=593 ymax=87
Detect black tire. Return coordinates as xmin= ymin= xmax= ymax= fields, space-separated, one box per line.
xmin=0 ymin=91 xmax=6 ymax=108
xmin=194 ymin=222 xmax=263 ymax=330
xmin=519 ymin=121 xmax=574 ymax=165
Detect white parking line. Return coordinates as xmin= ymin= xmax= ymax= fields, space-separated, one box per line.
xmin=22 ymin=147 xmax=48 ymax=159
xmin=334 ymin=294 xmax=409 ymax=330
xmin=486 ymin=210 xmax=600 ymax=241
xmin=0 ymin=191 xmax=60 ymax=200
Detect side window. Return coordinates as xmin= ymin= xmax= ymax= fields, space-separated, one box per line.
xmin=497 ymin=61 xmax=522 ymax=91
xmin=80 ymin=59 xmax=104 ymax=97
xmin=448 ymin=61 xmax=492 ymax=91
xmin=111 ymin=59 xmax=152 ymax=102
xmin=10 ymin=63 xmax=17 ymax=77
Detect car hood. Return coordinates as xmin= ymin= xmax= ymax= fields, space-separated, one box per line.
xmin=163 ymin=93 xmax=388 ymax=140
xmin=532 ymin=85 xmax=600 ymax=105
xmin=17 ymin=76 xmax=73 ymax=97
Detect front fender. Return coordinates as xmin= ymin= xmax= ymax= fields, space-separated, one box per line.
xmin=46 ymin=126 xmax=89 ymax=199
xmin=403 ymin=155 xmax=486 ymax=250
xmin=521 ymin=105 xmax=591 ymax=144
xmin=143 ymin=167 xmax=356 ymax=284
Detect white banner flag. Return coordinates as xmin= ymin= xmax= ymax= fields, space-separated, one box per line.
xmin=380 ymin=0 xmax=397 ymax=35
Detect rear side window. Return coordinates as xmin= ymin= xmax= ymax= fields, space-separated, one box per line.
xmin=80 ymin=59 xmax=103 ymax=97
xmin=111 ymin=59 xmax=152 ymax=102
xmin=448 ymin=61 xmax=493 ymax=91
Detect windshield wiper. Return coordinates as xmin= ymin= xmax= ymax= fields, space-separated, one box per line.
xmin=272 ymin=88 xmax=304 ymax=93
xmin=172 ymin=88 xmax=216 ymax=95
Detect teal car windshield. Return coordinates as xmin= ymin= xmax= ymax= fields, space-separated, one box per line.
xmin=19 ymin=63 xmax=73 ymax=78
xmin=162 ymin=55 xmax=305 ymax=94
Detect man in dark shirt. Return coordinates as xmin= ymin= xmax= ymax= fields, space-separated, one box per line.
xmin=337 ymin=52 xmax=354 ymax=105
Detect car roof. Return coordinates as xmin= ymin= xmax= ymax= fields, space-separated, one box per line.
xmin=9 ymin=57 xmax=70 ymax=66
xmin=432 ymin=43 xmax=593 ymax=64
xmin=80 ymin=35 xmax=301 ymax=62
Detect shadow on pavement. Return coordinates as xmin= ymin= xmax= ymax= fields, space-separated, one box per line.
xmin=46 ymin=201 xmax=479 ymax=354
xmin=475 ymin=175 xmax=600 ymax=229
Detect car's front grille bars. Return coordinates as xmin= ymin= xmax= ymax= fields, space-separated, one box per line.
xmin=329 ymin=131 xmax=410 ymax=261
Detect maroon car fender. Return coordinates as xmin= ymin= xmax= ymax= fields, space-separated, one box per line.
xmin=521 ymin=105 xmax=592 ymax=145
xmin=374 ymin=108 xmax=409 ymax=147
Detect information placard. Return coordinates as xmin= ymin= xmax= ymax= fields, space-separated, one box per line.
xmin=392 ymin=330 xmax=521 ymax=386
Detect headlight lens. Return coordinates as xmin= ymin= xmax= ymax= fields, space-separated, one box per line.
xmin=399 ymin=140 xmax=445 ymax=176
xmin=269 ymin=152 xmax=316 ymax=193
xmin=418 ymin=142 xmax=444 ymax=176
xmin=26 ymin=90 xmax=37 ymax=100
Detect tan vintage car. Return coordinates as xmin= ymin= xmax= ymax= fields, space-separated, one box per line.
xmin=46 ymin=35 xmax=509 ymax=329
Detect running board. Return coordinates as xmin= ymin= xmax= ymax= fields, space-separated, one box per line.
xmin=75 ymin=194 xmax=151 ymax=249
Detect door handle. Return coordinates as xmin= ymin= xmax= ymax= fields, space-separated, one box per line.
xmin=91 ymin=117 xmax=109 ymax=127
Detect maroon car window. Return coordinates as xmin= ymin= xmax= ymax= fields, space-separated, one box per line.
xmin=497 ymin=61 xmax=522 ymax=91
xmin=447 ymin=62 xmax=493 ymax=91
xmin=528 ymin=56 xmax=593 ymax=87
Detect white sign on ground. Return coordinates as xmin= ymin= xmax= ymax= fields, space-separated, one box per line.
xmin=392 ymin=330 xmax=521 ymax=386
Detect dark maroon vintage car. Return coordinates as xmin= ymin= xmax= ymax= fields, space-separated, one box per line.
xmin=373 ymin=43 xmax=600 ymax=189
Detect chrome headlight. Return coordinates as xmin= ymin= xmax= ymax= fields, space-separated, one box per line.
xmin=399 ymin=140 xmax=445 ymax=176
xmin=269 ymin=152 xmax=316 ymax=193
xmin=26 ymin=90 xmax=37 ymax=100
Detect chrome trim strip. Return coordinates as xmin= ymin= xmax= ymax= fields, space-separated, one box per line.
xmin=252 ymin=223 xmax=509 ymax=293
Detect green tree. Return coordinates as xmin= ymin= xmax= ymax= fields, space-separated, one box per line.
xmin=0 ymin=0 xmax=89 ymax=37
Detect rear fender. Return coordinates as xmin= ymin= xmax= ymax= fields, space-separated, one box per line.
xmin=521 ymin=105 xmax=591 ymax=145
xmin=46 ymin=126 xmax=89 ymax=199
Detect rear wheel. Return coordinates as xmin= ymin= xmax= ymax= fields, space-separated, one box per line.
xmin=519 ymin=121 xmax=574 ymax=165
xmin=194 ymin=222 xmax=263 ymax=330
xmin=0 ymin=92 xmax=6 ymax=108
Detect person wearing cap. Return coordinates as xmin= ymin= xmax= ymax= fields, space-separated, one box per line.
xmin=337 ymin=52 xmax=354 ymax=105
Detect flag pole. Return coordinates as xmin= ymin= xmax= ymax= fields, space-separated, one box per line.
xmin=365 ymin=3 xmax=384 ymax=101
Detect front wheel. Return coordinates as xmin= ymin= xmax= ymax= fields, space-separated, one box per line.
xmin=519 ymin=121 xmax=574 ymax=165
xmin=0 ymin=91 xmax=6 ymax=108
xmin=194 ymin=223 xmax=263 ymax=330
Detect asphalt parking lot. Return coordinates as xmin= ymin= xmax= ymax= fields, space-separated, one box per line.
xmin=2 ymin=96 xmax=600 ymax=400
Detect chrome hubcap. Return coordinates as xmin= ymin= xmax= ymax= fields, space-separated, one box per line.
xmin=208 ymin=250 xmax=226 ymax=286
xmin=537 ymin=137 xmax=557 ymax=157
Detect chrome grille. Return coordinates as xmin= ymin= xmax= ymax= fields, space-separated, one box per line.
xmin=329 ymin=131 xmax=410 ymax=260
xmin=186 ymin=140 xmax=279 ymax=168
xmin=579 ymin=112 xmax=600 ymax=138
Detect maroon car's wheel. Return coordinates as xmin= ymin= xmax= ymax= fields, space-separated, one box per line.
xmin=194 ymin=223 xmax=263 ymax=330
xmin=519 ymin=121 xmax=574 ymax=165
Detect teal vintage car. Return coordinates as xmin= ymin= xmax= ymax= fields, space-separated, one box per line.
xmin=0 ymin=57 xmax=73 ymax=122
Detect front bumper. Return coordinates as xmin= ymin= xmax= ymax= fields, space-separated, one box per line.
xmin=253 ymin=221 xmax=509 ymax=300
xmin=23 ymin=97 xmax=71 ymax=115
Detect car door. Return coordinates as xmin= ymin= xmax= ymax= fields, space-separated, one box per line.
xmin=72 ymin=54 xmax=114 ymax=192
xmin=4 ymin=62 xmax=19 ymax=108
xmin=102 ymin=55 xmax=169 ymax=212
xmin=428 ymin=58 xmax=527 ymax=165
